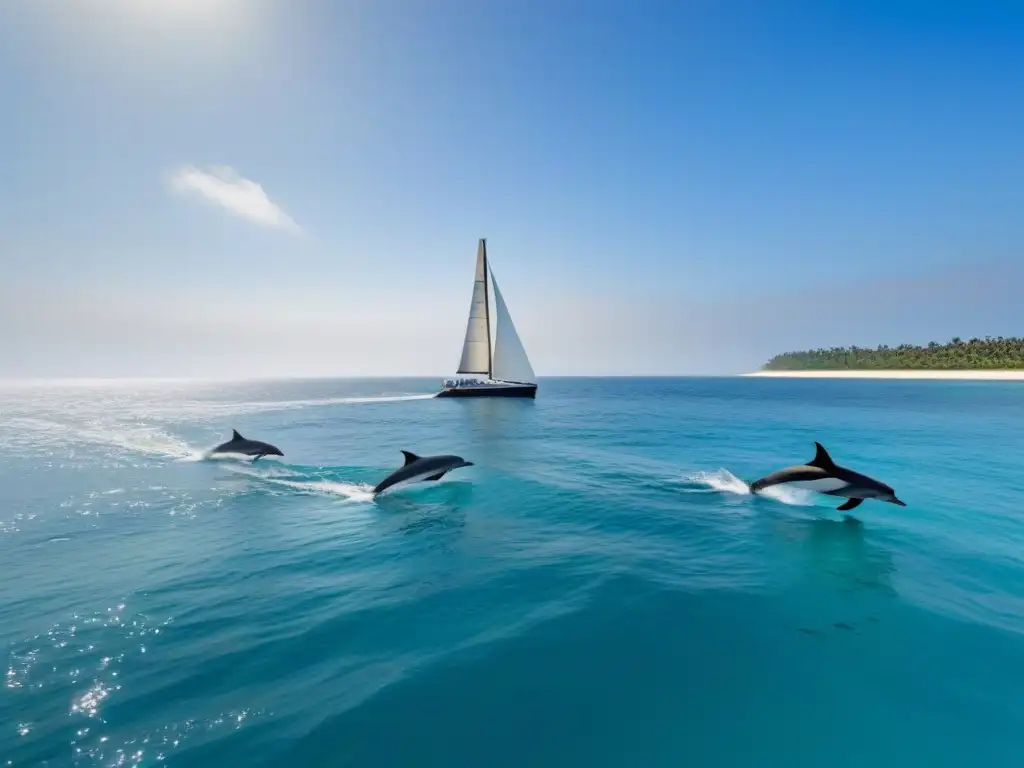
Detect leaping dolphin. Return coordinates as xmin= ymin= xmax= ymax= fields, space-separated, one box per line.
xmin=209 ymin=429 xmax=284 ymax=462
xmin=749 ymin=442 xmax=906 ymax=512
xmin=373 ymin=450 xmax=474 ymax=496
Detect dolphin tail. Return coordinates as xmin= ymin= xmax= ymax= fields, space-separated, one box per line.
xmin=836 ymin=498 xmax=862 ymax=512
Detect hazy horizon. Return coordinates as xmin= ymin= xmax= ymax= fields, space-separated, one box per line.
xmin=3 ymin=1 xmax=1022 ymax=378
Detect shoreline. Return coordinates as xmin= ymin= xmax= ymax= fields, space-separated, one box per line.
xmin=743 ymin=370 xmax=1024 ymax=381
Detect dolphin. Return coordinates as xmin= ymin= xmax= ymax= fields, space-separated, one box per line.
xmin=373 ymin=450 xmax=474 ymax=496
xmin=209 ymin=429 xmax=284 ymax=462
xmin=748 ymin=442 xmax=906 ymax=512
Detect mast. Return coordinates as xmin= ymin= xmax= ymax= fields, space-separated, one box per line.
xmin=482 ymin=237 xmax=492 ymax=379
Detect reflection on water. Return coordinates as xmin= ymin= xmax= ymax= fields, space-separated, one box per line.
xmin=456 ymin=399 xmax=538 ymax=469
xmin=376 ymin=484 xmax=473 ymax=536
xmin=775 ymin=514 xmax=898 ymax=596
xmin=398 ymin=508 xmax=468 ymax=539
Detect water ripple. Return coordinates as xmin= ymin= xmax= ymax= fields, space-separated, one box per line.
xmin=3 ymin=378 xmax=1024 ymax=766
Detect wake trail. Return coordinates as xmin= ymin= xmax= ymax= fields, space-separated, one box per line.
xmin=223 ymin=463 xmax=468 ymax=503
xmin=224 ymin=464 xmax=376 ymax=503
xmin=2 ymin=392 xmax=436 ymax=459
xmin=679 ymin=468 xmax=817 ymax=507
xmin=162 ymin=393 xmax=436 ymax=419
xmin=74 ymin=424 xmax=217 ymax=462
xmin=2 ymin=417 xmax=203 ymax=461
xmin=230 ymin=392 xmax=437 ymax=411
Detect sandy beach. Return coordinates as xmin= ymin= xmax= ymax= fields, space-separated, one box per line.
xmin=743 ymin=370 xmax=1024 ymax=381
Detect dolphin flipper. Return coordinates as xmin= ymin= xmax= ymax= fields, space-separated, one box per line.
xmin=836 ymin=498 xmax=863 ymax=512
xmin=424 ymin=472 xmax=447 ymax=481
xmin=252 ymin=454 xmax=265 ymax=462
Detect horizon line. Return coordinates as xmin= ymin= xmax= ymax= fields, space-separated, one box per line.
xmin=0 ymin=373 xmax=748 ymax=385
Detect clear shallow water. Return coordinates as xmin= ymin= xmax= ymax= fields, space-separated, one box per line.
xmin=2 ymin=376 xmax=1023 ymax=767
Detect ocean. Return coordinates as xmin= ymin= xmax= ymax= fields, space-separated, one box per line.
xmin=2 ymin=376 xmax=1023 ymax=767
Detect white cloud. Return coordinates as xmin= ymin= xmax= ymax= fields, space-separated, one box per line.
xmin=168 ymin=164 xmax=299 ymax=232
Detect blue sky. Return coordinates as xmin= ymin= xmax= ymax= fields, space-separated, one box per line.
xmin=1 ymin=0 xmax=1022 ymax=377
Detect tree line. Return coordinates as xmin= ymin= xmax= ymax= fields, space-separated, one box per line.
xmin=762 ymin=336 xmax=1024 ymax=370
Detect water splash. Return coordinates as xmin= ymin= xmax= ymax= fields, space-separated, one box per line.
xmin=681 ymin=469 xmax=818 ymax=507
xmin=224 ymin=465 xmax=376 ymax=503
xmin=259 ymin=476 xmax=377 ymax=503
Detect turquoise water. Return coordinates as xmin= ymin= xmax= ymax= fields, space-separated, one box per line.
xmin=2 ymin=377 xmax=1023 ymax=767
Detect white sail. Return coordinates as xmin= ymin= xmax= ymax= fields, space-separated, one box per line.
xmin=488 ymin=266 xmax=536 ymax=384
xmin=456 ymin=239 xmax=491 ymax=376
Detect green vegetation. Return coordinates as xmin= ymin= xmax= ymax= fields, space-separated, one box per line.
xmin=763 ymin=337 xmax=1024 ymax=371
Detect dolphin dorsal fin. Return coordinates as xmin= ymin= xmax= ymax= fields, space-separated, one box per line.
xmin=808 ymin=442 xmax=835 ymax=469
xmin=232 ymin=429 xmax=244 ymax=441
xmin=400 ymin=450 xmax=421 ymax=466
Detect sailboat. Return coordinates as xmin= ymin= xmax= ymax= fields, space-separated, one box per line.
xmin=437 ymin=238 xmax=538 ymax=399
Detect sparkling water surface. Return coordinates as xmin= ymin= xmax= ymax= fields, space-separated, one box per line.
xmin=2 ymin=377 xmax=1023 ymax=767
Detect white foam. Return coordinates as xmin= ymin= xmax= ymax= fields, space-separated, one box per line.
xmin=683 ymin=468 xmax=818 ymax=507
xmin=685 ymin=468 xmax=751 ymax=495
xmin=225 ymin=465 xmax=376 ymax=503
xmin=73 ymin=423 xmax=196 ymax=460
xmin=279 ymin=479 xmax=376 ymax=503
xmin=0 ymin=416 xmax=200 ymax=460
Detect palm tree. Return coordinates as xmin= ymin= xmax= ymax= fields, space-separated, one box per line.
xmin=762 ymin=336 xmax=1024 ymax=370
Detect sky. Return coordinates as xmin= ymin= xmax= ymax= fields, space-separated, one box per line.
xmin=1 ymin=0 xmax=1022 ymax=377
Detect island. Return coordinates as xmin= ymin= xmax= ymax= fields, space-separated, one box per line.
xmin=745 ymin=337 xmax=1024 ymax=380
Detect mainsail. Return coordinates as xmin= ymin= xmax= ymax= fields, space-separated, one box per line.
xmin=453 ymin=238 xmax=535 ymax=384
xmin=455 ymin=239 xmax=492 ymax=376
xmin=489 ymin=267 xmax=536 ymax=384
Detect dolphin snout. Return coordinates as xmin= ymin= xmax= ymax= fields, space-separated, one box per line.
xmin=890 ymin=496 xmax=907 ymax=507
xmin=460 ymin=460 xmax=474 ymax=468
